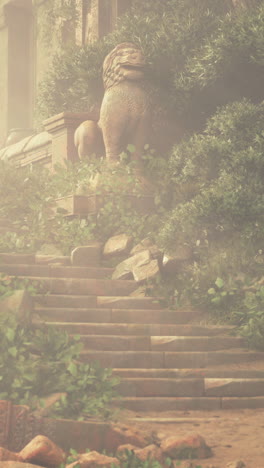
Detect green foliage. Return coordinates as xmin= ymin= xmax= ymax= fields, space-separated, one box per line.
xmin=0 ymin=161 xmax=95 ymax=254
xmin=36 ymin=0 xmax=264 ymax=132
xmin=0 ymin=307 xmax=119 ymax=418
xmin=160 ymin=99 xmax=264 ymax=248
xmin=157 ymin=99 xmax=264 ymax=348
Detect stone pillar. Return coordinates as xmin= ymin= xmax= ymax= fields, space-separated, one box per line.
xmin=44 ymin=112 xmax=92 ymax=169
xmin=0 ymin=5 xmax=10 ymax=147
xmin=0 ymin=1 xmax=34 ymax=148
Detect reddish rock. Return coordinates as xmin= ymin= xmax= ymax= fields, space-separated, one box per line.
xmin=19 ymin=435 xmax=66 ymax=467
xmin=66 ymin=450 xmax=120 ymax=467
xmin=160 ymin=433 xmax=212 ymax=460
xmin=0 ymin=447 xmax=20 ymax=461
xmin=134 ymin=444 xmax=164 ymax=463
xmin=116 ymin=444 xmax=138 ymax=455
xmin=107 ymin=424 xmax=148 ymax=449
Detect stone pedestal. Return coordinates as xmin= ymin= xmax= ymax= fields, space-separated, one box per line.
xmin=44 ymin=112 xmax=93 ymax=169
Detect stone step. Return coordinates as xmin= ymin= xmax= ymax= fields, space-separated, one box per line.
xmin=0 ymin=264 xmax=114 ymax=279
xmin=15 ymin=276 xmax=138 ymax=296
xmin=35 ymin=307 xmax=197 ymax=324
xmin=80 ymin=350 xmax=264 ymax=368
xmin=118 ymin=377 xmax=264 ymax=397
xmin=34 ymin=295 xmax=163 ymax=310
xmin=72 ymin=334 xmax=244 ymax=351
xmin=116 ymin=396 xmax=264 ymax=412
xmin=0 ymin=253 xmax=70 ymax=265
xmin=113 ymin=368 xmax=264 ymax=379
xmin=46 ymin=322 xmax=234 ymax=336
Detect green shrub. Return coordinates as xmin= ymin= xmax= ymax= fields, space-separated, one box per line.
xmin=157 ymin=99 xmax=264 ymax=348
xmin=0 ymin=305 xmax=119 ymax=418
xmin=36 ymin=0 xmax=231 ymax=128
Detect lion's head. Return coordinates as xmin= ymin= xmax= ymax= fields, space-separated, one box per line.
xmin=102 ymin=43 xmax=146 ymax=90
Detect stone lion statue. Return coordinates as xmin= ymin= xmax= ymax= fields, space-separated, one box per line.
xmin=75 ymin=42 xmax=183 ymax=163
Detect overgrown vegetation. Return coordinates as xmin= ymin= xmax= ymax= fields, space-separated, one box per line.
xmin=0 ymin=151 xmax=165 ymax=254
xmin=36 ymin=0 xmax=264 ymax=130
xmin=158 ymin=99 xmax=264 ymax=349
xmin=0 ymin=283 xmax=119 ymax=419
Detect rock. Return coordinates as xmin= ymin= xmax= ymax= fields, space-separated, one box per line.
xmin=36 ymin=244 xmax=63 ymax=256
xmin=66 ymin=451 xmax=120 ymax=467
xmin=32 ymin=392 xmax=67 ymax=417
xmin=112 ymin=250 xmax=151 ymax=280
xmin=133 ymin=259 xmax=160 ymax=283
xmin=116 ymin=444 xmax=138 ymax=456
xmin=0 ymin=463 xmax=44 ymax=468
xmin=0 ymin=447 xmax=20 ymax=461
xmin=108 ymin=424 xmax=148 ymax=449
xmin=226 ymin=462 xmax=246 ymax=468
xmin=103 ymin=234 xmax=133 ymax=258
xmin=71 ymin=243 xmax=102 ymax=266
xmin=134 ymin=444 xmax=164 ymax=463
xmin=19 ymin=435 xmax=66 ymax=467
xmin=160 ymin=433 xmax=212 ymax=460
xmin=0 ymin=290 xmax=33 ymax=323
xmin=131 ymin=239 xmax=163 ymax=261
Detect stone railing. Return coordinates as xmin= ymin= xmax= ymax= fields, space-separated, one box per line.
xmin=0 ymin=112 xmax=91 ymax=169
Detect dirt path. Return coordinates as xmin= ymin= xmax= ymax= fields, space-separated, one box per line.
xmin=121 ymin=409 xmax=264 ymax=468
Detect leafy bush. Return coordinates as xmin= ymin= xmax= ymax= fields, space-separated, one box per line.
xmin=36 ymin=0 xmax=231 ymax=128
xmin=36 ymin=0 xmax=264 ymax=132
xmin=0 ymin=305 xmax=119 ymax=418
xmin=157 ymin=98 xmax=264 ymax=348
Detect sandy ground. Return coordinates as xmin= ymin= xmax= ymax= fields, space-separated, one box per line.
xmin=120 ymin=409 xmax=264 ymax=468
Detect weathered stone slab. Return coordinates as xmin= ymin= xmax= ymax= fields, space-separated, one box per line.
xmin=103 ymin=234 xmax=133 ymax=258
xmin=112 ymin=250 xmax=151 ymax=280
xmin=71 ymin=243 xmax=102 ymax=266
xmin=133 ymin=259 xmax=160 ymax=282
xmin=19 ymin=435 xmax=66 ymax=467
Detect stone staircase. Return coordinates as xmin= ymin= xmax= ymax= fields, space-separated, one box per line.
xmin=1 ymin=251 xmax=264 ymax=412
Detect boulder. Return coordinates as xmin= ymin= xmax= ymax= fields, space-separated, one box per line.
xmin=131 ymin=238 xmax=163 ymax=260
xmin=0 ymin=447 xmax=20 ymax=461
xmin=103 ymin=234 xmax=133 ymax=258
xmin=112 ymin=250 xmax=151 ymax=280
xmin=133 ymin=259 xmax=160 ymax=282
xmin=66 ymin=451 xmax=119 ymax=467
xmin=160 ymin=433 xmax=212 ymax=460
xmin=134 ymin=444 xmax=164 ymax=463
xmin=71 ymin=243 xmax=102 ymax=266
xmin=116 ymin=444 xmax=138 ymax=456
xmin=19 ymin=435 xmax=66 ymax=467
xmin=107 ymin=424 xmax=148 ymax=449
